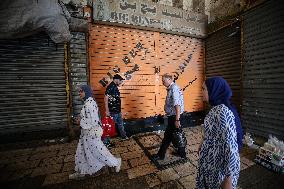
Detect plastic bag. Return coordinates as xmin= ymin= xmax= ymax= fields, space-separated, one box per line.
xmin=101 ymin=116 xmax=117 ymax=138
xmin=172 ymin=128 xmax=187 ymax=148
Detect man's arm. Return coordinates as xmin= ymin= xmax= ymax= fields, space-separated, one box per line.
xmin=174 ymin=105 xmax=181 ymax=128
xmin=104 ymin=95 xmax=110 ymax=117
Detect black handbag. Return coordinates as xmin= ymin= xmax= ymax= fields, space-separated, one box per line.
xmin=172 ymin=128 xmax=187 ymax=148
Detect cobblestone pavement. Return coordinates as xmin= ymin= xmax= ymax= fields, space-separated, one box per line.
xmin=0 ymin=126 xmax=283 ymax=189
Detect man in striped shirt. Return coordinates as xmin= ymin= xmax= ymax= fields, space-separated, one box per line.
xmin=153 ymin=73 xmax=186 ymax=160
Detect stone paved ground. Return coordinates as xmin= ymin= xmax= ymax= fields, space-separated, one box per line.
xmin=0 ymin=126 xmax=283 ymax=189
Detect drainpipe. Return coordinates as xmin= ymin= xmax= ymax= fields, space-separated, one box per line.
xmin=64 ymin=43 xmax=75 ymax=139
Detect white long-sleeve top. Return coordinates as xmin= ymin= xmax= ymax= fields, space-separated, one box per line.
xmin=80 ymin=97 xmax=103 ymax=137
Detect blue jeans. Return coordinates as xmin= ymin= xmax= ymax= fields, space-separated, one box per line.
xmin=110 ymin=112 xmax=127 ymax=138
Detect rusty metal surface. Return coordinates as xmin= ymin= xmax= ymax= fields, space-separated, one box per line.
xmin=205 ymin=22 xmax=242 ymax=110
xmin=89 ymin=24 xmax=204 ymax=119
xmin=242 ymin=0 xmax=284 ymax=139
xmin=0 ymin=33 xmax=67 ymax=133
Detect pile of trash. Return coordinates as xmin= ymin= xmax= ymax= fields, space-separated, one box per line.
xmin=243 ymin=132 xmax=260 ymax=150
xmin=247 ymin=134 xmax=284 ymax=173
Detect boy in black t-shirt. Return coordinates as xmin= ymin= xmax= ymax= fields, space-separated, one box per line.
xmin=104 ymin=74 xmax=128 ymax=140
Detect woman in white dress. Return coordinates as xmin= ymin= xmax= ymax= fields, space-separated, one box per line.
xmin=69 ymin=85 xmax=121 ymax=179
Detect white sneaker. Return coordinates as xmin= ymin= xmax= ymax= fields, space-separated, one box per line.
xmin=69 ymin=172 xmax=85 ymax=180
xmin=115 ymin=158 xmax=122 ymax=172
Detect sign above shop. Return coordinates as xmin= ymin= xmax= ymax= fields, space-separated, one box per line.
xmin=93 ymin=0 xmax=207 ymax=38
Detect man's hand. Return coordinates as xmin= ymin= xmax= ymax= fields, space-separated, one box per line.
xmin=174 ymin=105 xmax=181 ymax=128
xmin=106 ymin=110 xmax=110 ymax=117
xmin=175 ymin=120 xmax=181 ymax=128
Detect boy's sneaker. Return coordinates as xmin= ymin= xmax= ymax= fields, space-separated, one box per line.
xmin=115 ymin=158 xmax=122 ymax=172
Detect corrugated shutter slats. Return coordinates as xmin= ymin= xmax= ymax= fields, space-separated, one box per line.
xmin=242 ymin=0 xmax=284 ymax=139
xmin=205 ymin=23 xmax=241 ymax=109
xmin=0 ymin=33 xmax=67 ymax=133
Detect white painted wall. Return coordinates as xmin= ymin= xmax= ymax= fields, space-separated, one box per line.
xmin=158 ymin=0 xmax=173 ymax=6
xmin=183 ymin=0 xmax=193 ymax=11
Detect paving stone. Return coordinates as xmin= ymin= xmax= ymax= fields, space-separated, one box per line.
xmin=187 ymin=153 xmax=199 ymax=162
xmin=2 ymin=124 xmax=284 ymax=189
xmin=173 ymin=162 xmax=197 ymax=177
xmin=62 ymin=162 xmax=75 ymax=172
xmin=138 ymin=135 xmax=162 ymax=148
xmin=191 ymin=160 xmax=198 ymax=167
xmin=110 ymin=138 xmax=123 ymax=147
xmin=187 ymin=144 xmax=200 ymax=153
xmin=31 ymin=164 xmax=62 ymax=177
xmin=156 ymin=168 xmax=180 ymax=183
xmin=179 ymin=174 xmax=196 ymax=189
xmin=144 ymin=173 xmax=161 ymax=188
xmin=129 ymin=155 xmax=151 ymax=167
xmin=240 ymin=162 xmax=249 ymax=171
xmin=116 ymin=139 xmax=137 ymax=148
xmin=110 ymin=146 xmax=129 ymax=154
xmin=58 ymin=148 xmax=76 ymax=156
xmin=127 ymin=163 xmax=157 ymax=179
xmin=7 ymin=159 xmax=40 ymax=170
xmin=29 ymin=151 xmax=59 ymax=161
xmin=0 ymin=154 xmax=30 ymax=165
xmin=127 ymin=144 xmax=143 ymax=152
xmin=148 ymin=147 xmax=159 ymax=156
xmin=121 ymin=159 xmax=130 ymax=170
xmin=42 ymin=172 xmax=69 ymax=186
xmin=7 ymin=169 xmax=33 ymax=181
xmin=40 ymin=156 xmax=64 ymax=166
xmin=120 ymin=150 xmax=144 ymax=161
xmin=241 ymin=146 xmax=257 ymax=158
xmin=0 ymin=148 xmax=34 ymax=158
xmin=93 ymin=166 xmax=110 ymax=176
xmin=34 ymin=144 xmax=63 ymax=153
xmin=186 ymin=134 xmax=201 ymax=141
xmin=64 ymin=154 xmax=75 ymax=163
xmin=241 ymin=156 xmax=255 ymax=167
xmin=152 ymin=180 xmax=184 ymax=189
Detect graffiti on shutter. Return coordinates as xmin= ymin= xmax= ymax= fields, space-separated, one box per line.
xmin=89 ymin=24 xmax=204 ymax=119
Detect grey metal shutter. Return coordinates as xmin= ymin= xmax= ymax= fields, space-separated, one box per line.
xmin=0 ymin=33 xmax=67 ymax=134
xmin=205 ymin=22 xmax=241 ymax=110
xmin=69 ymin=32 xmax=88 ymax=117
xmin=242 ymin=0 xmax=284 ymax=139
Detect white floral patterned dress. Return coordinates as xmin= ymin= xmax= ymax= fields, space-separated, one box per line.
xmin=75 ymin=97 xmax=120 ymax=175
xmin=196 ymin=104 xmax=240 ymax=189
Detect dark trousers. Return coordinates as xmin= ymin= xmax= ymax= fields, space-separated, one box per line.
xmin=157 ymin=115 xmax=186 ymax=158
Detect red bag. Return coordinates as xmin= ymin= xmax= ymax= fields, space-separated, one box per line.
xmin=101 ymin=116 xmax=117 ymax=138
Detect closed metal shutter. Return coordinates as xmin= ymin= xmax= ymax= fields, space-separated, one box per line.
xmin=0 ymin=33 xmax=67 ymax=134
xmin=242 ymin=0 xmax=284 ymax=139
xmin=70 ymin=32 xmax=88 ymax=116
xmin=89 ymin=24 xmax=204 ymax=119
xmin=205 ymin=23 xmax=241 ymax=109
xmin=157 ymin=33 xmax=205 ymax=114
